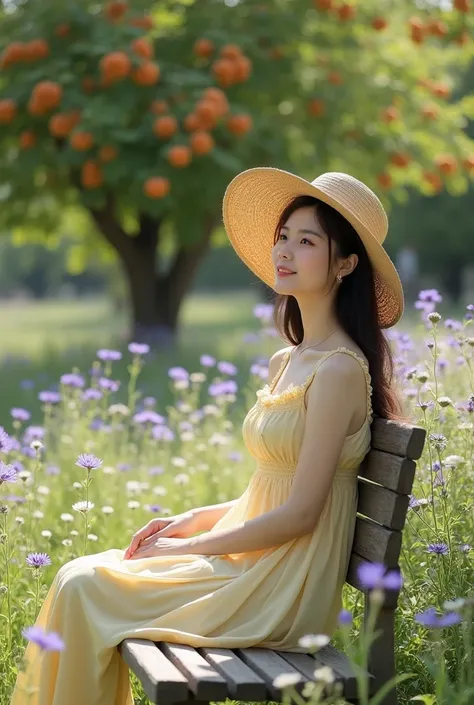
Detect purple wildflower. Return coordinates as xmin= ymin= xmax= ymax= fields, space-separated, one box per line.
xmin=128 ymin=342 xmax=150 ymax=356
xmin=357 ymin=562 xmax=403 ymax=591
xmin=26 ymin=552 xmax=52 ymax=568
xmin=60 ymin=373 xmax=85 ymax=388
xmin=253 ymin=303 xmax=274 ymax=321
xmin=0 ymin=427 xmax=13 ymax=453
xmin=152 ymin=425 xmax=174 ymax=442
xmin=217 ymin=361 xmax=237 ymax=376
xmin=0 ymin=462 xmax=17 ymax=484
xmin=168 ymin=367 xmax=189 ymax=381
xmin=148 ymin=504 xmax=162 ymax=513
xmin=11 ymin=408 xmax=31 ymax=422
xmin=415 ymin=607 xmax=462 ymax=629
xmin=20 ymin=379 xmax=35 ymax=390
xmin=98 ymin=378 xmax=120 ymax=393
xmin=200 ymin=354 xmax=215 ymax=367
xmin=22 ymin=626 xmax=65 ymax=651
xmin=46 ymin=465 xmax=60 ymax=476
xmin=97 ymin=349 xmax=122 ymax=362
xmin=143 ymin=396 xmax=156 ymax=407
xmin=208 ymin=380 xmax=238 ymax=396
xmin=228 ymin=451 xmax=243 ymax=462
xmin=427 ymin=543 xmax=449 ymax=555
xmin=148 ymin=466 xmax=164 ymax=476
xmin=83 ymin=388 xmax=103 ymax=401
xmin=89 ymin=418 xmax=104 ymax=431
xmin=133 ymin=411 xmax=165 ymax=425
xmin=76 ymin=454 xmax=103 ymax=471
xmin=338 ymin=609 xmax=353 ymax=626
xmin=39 ymin=391 xmax=61 ymax=404
xmin=418 ymin=288 xmax=443 ymax=304
xmin=23 ymin=426 xmax=45 ymax=444
xmin=459 ymin=544 xmax=471 ymax=553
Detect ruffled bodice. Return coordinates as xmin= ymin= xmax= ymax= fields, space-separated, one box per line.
xmin=242 ymin=346 xmax=373 ymax=481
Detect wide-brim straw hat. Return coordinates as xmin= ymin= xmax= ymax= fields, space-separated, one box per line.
xmin=222 ymin=167 xmax=404 ymax=329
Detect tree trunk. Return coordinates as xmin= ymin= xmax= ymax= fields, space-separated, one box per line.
xmin=89 ymin=198 xmax=216 ymax=349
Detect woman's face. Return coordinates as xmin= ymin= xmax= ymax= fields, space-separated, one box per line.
xmin=271 ymin=206 xmax=338 ymax=295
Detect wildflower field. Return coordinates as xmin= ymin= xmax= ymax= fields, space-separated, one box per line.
xmin=0 ymin=289 xmax=473 ymax=705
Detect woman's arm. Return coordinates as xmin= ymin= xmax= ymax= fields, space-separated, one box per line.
xmin=191 ymin=499 xmax=238 ymax=532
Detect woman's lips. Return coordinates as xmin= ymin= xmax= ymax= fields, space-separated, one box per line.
xmin=277 ymin=269 xmax=296 ymax=277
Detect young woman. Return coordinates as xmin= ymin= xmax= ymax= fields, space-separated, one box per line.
xmin=11 ymin=168 xmax=406 ymax=705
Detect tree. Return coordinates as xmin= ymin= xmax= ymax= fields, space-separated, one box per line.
xmin=1 ymin=0 xmax=474 ymax=345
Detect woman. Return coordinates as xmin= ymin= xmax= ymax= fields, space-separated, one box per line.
xmin=11 ymin=168 xmax=406 ymax=705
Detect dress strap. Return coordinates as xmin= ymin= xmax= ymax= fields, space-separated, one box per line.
xmin=308 ymin=347 xmax=373 ymax=423
xmin=268 ymin=350 xmax=291 ymax=393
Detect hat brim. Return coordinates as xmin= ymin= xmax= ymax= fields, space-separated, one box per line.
xmin=222 ymin=167 xmax=404 ymax=329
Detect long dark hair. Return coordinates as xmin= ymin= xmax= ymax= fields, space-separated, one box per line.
xmin=272 ymin=195 xmax=406 ymax=422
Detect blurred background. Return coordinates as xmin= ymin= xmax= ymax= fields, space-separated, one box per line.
xmin=1 ymin=0 xmax=474 ymax=418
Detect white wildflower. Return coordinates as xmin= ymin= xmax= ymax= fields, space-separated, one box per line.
xmin=171 ymin=457 xmax=187 ymax=468
xmin=127 ymin=500 xmax=140 ymax=510
xmin=62 ymin=538 xmax=73 ymax=547
xmin=101 ymin=505 xmax=114 ymax=515
xmin=273 ymin=673 xmax=302 ymax=689
xmin=180 ymin=431 xmax=195 ymax=442
xmin=174 ymin=473 xmax=189 ymax=485
xmin=313 ymin=666 xmax=335 ymax=684
xmin=202 ymin=404 xmax=219 ymax=416
xmin=88 ymin=533 xmax=98 ymax=541
xmin=174 ymin=379 xmax=189 ymax=390
xmin=41 ymin=530 xmax=52 ymax=539
xmin=30 ymin=440 xmax=43 ymax=451
xmin=15 ymin=517 xmax=24 ymax=525
xmin=298 ymin=634 xmax=331 ymax=650
xmin=102 ymin=466 xmax=116 ymax=475
xmin=437 ymin=396 xmax=453 ymax=408
xmin=73 ymin=482 xmax=82 ymax=490
xmin=153 ymin=486 xmax=167 ymax=496
xmin=108 ymin=403 xmax=130 ymax=416
xmin=190 ymin=372 xmax=206 ymax=383
xmin=37 ymin=485 xmax=50 ymax=495
xmin=33 ymin=510 xmax=44 ymax=519
xmin=70 ymin=530 xmax=79 ymax=537
xmin=60 ymin=513 xmax=74 ymax=522
xmin=72 ymin=501 xmax=94 ymax=513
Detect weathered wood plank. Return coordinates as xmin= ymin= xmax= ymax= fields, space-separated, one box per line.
xmin=359 ymin=450 xmax=416 ymax=495
xmin=352 ymin=516 xmax=402 ymax=566
xmin=371 ymin=419 xmax=426 ymax=460
xmin=235 ymin=648 xmax=307 ymax=701
xmin=357 ymin=480 xmax=410 ymax=531
xmin=160 ymin=643 xmax=229 ymax=701
xmin=118 ymin=639 xmax=189 ymax=704
xmin=198 ymin=647 xmax=268 ymax=701
xmin=313 ymin=644 xmax=376 ymax=699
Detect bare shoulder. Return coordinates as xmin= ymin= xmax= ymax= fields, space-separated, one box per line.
xmin=305 ymin=349 xmax=369 ymax=415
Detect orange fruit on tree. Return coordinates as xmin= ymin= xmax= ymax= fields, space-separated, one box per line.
xmin=462 ymin=155 xmax=474 ymax=170
xmin=233 ymin=55 xmax=252 ymax=82
xmin=381 ymin=106 xmax=399 ymax=123
xmin=132 ymin=61 xmax=160 ymax=85
xmin=194 ymin=38 xmax=214 ymax=58
xmin=371 ymin=17 xmax=388 ymax=31
xmin=314 ymin=0 xmax=333 ymax=10
xmin=211 ymin=58 xmax=237 ymax=87
xmin=49 ymin=112 xmax=80 ymax=138
xmin=0 ymin=98 xmax=17 ymax=123
xmin=0 ymin=42 xmax=27 ymax=67
xmin=168 ymin=145 xmax=192 ymax=168
xmin=435 ymin=154 xmax=457 ymax=174
xmin=423 ymin=171 xmax=443 ymax=191
xmin=32 ymin=81 xmax=63 ymax=111
xmin=337 ymin=4 xmax=356 ymax=21
xmin=220 ymin=44 xmax=242 ymax=60
xmin=377 ymin=173 xmax=392 ymax=189
xmin=24 ymin=39 xmax=50 ymax=61
xmin=227 ymin=114 xmax=253 ymax=135
xmin=421 ymin=104 xmax=439 ymax=120
xmin=431 ymin=81 xmax=450 ymax=99
xmin=130 ymin=15 xmax=154 ymax=30
xmin=19 ymin=130 xmax=36 ymax=149
xmin=390 ymin=151 xmax=411 ymax=168
xmin=454 ymin=30 xmax=470 ymax=45
xmin=105 ymin=1 xmax=128 ymax=20
xmin=144 ymin=177 xmax=170 ymax=198
xmin=409 ymin=16 xmax=425 ymax=44
xmin=454 ymin=0 xmax=470 ymax=11
xmin=150 ymin=100 xmax=169 ymax=115
xmin=190 ymin=131 xmax=215 ymax=155
xmin=82 ymin=160 xmax=103 ymax=189
xmin=55 ymin=24 xmax=70 ymax=37
xmin=183 ymin=113 xmax=202 ymax=132
xmin=308 ymin=99 xmax=325 ymax=117
xmin=131 ymin=38 xmax=153 ymax=59
xmin=429 ymin=20 xmax=448 ymax=38
xmin=70 ymin=131 xmax=94 ymax=151
xmin=98 ymin=145 xmax=118 ymax=162
xmin=328 ymin=71 xmax=343 ymax=85
xmin=100 ymin=52 xmax=132 ymax=83
xmin=202 ymin=87 xmax=229 ymax=116
xmin=153 ymin=115 xmax=178 ymax=139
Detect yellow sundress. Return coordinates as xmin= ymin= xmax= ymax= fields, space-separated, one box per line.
xmin=11 ymin=346 xmax=373 ymax=705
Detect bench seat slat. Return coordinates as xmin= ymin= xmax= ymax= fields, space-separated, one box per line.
xmin=235 ymin=648 xmax=308 ymax=701
xmin=118 ymin=638 xmax=189 ymax=704
xmin=198 ymin=647 xmax=268 ymax=701
xmin=160 ymin=642 xmax=229 ymax=701
xmin=357 ymin=480 xmax=410 ymax=531
xmin=313 ymin=644 xmax=375 ymax=699
xmin=371 ymin=419 xmax=426 ymax=460
xmin=353 ymin=516 xmax=402 ymax=566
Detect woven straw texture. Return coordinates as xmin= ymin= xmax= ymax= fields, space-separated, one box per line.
xmin=222 ymin=168 xmax=404 ymax=329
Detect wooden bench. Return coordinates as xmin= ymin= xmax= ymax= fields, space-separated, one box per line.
xmin=119 ymin=418 xmax=426 ymax=705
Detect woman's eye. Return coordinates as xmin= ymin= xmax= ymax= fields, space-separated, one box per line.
xmin=302 ymin=238 xmax=312 ymax=245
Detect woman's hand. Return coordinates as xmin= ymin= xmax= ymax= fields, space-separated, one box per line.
xmin=123 ymin=511 xmax=199 ymax=560
xmin=126 ymin=536 xmax=193 ymax=560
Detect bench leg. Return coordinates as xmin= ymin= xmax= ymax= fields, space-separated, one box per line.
xmin=365 ymin=602 xmax=398 ymax=705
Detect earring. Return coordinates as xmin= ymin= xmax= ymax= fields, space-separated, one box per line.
xmin=336 ymin=273 xmax=343 ymax=283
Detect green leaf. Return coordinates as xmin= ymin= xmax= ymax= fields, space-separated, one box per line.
xmin=209 ymin=148 xmax=244 ymax=174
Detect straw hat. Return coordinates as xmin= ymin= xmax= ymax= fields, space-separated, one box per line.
xmin=222 ymin=167 xmax=404 ymax=329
